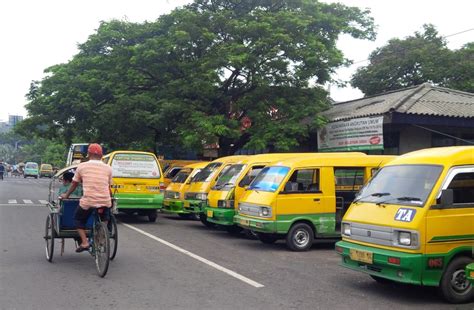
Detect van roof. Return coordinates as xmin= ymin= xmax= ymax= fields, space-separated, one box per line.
xmin=210 ymin=155 xmax=248 ymax=164
xmin=105 ymin=150 xmax=156 ymax=157
xmin=267 ymin=153 xmax=395 ymax=168
xmin=231 ymin=153 xmax=316 ymax=165
xmin=387 ymin=146 xmax=474 ymax=167
xmin=181 ymin=162 xmax=209 ymax=169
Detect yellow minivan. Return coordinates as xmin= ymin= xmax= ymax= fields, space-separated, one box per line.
xmin=336 ymin=146 xmax=474 ymax=304
xmin=234 ymin=153 xmax=395 ymax=251
xmin=183 ymin=155 xmax=247 ymax=227
xmin=163 ymin=162 xmax=208 ymax=218
xmin=205 ymin=153 xmax=307 ymax=233
xmin=40 ymin=164 xmax=54 ymax=178
xmin=102 ymin=151 xmax=165 ymax=222
xmin=161 ymin=160 xmax=204 ymax=187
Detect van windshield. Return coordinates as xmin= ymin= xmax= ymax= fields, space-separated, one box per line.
xmin=191 ymin=163 xmax=222 ymax=182
xmin=214 ymin=164 xmax=246 ymax=189
xmin=248 ymin=166 xmax=290 ymax=192
xmin=172 ymin=169 xmax=192 ymax=183
xmin=355 ymin=165 xmax=443 ymax=207
xmin=111 ymin=153 xmax=161 ymax=178
xmin=26 ymin=163 xmax=38 ymax=169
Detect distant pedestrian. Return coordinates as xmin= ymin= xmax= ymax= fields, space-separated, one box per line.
xmin=0 ymin=160 xmax=5 ymax=180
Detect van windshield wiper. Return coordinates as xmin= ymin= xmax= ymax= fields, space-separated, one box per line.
xmin=353 ymin=192 xmax=391 ymax=204
xmin=214 ymin=182 xmax=234 ymax=190
xmin=376 ymin=196 xmax=422 ymax=206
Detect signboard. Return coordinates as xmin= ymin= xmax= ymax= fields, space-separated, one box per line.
xmin=317 ymin=116 xmax=384 ymax=151
xmin=111 ymin=154 xmax=160 ymax=178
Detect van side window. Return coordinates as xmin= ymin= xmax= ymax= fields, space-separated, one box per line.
xmin=334 ymin=168 xmax=365 ymax=191
xmin=247 ymin=165 xmax=265 ymax=183
xmin=284 ymin=169 xmax=320 ymax=193
xmin=446 ymin=172 xmax=474 ymax=205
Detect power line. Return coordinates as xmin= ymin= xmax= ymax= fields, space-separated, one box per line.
xmin=348 ymin=27 xmax=474 ymax=66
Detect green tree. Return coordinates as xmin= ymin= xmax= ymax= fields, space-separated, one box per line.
xmin=22 ymin=0 xmax=376 ymax=155
xmin=351 ymin=24 xmax=474 ymax=96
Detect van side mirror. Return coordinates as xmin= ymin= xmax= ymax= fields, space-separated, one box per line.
xmin=439 ymin=189 xmax=454 ymax=208
xmin=239 ymin=175 xmax=251 ymax=187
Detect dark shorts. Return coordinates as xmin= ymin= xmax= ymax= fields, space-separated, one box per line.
xmin=74 ymin=206 xmax=111 ymax=228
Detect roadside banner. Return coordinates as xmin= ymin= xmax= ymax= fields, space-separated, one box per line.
xmin=317 ymin=116 xmax=384 ymax=151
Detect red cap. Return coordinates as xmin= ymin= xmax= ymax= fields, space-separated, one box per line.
xmin=88 ymin=143 xmax=103 ymax=156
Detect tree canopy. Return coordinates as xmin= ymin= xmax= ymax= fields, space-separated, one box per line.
xmin=351 ymin=24 xmax=474 ymax=96
xmin=21 ymin=0 xmax=376 ymax=156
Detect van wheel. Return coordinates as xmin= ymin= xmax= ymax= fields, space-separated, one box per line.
xmin=286 ymin=223 xmax=314 ymax=251
xmin=148 ymin=211 xmax=158 ymax=222
xmin=257 ymin=233 xmax=279 ymax=244
xmin=199 ymin=214 xmax=215 ymax=228
xmin=439 ymin=256 xmax=473 ymax=304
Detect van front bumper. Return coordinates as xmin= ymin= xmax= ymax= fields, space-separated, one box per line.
xmin=335 ymin=240 xmax=425 ymax=285
xmin=163 ymin=199 xmax=191 ymax=214
xmin=183 ymin=199 xmax=206 ymax=214
xmin=234 ymin=214 xmax=277 ymax=233
xmin=206 ymin=207 xmax=235 ymax=226
xmin=115 ymin=193 xmax=163 ymax=210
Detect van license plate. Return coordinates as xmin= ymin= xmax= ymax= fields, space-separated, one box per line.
xmin=349 ymin=249 xmax=373 ymax=264
xmin=240 ymin=219 xmax=249 ymax=226
xmin=207 ymin=210 xmax=213 ymax=218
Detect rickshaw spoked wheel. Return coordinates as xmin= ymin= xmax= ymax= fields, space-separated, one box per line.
xmin=44 ymin=214 xmax=55 ymax=262
xmin=94 ymin=222 xmax=110 ymax=277
xmin=108 ymin=215 xmax=118 ymax=260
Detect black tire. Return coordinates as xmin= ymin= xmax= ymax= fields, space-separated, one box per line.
xmin=370 ymin=275 xmax=394 ymax=284
xmin=199 ymin=214 xmax=216 ymax=228
xmin=257 ymin=232 xmax=279 ymax=244
xmin=226 ymin=225 xmax=243 ymax=235
xmin=93 ymin=222 xmax=110 ymax=278
xmin=44 ymin=214 xmax=55 ymax=262
xmin=439 ymin=256 xmax=473 ymax=304
xmin=108 ymin=215 xmax=118 ymax=260
xmin=286 ymin=223 xmax=314 ymax=251
xmin=148 ymin=210 xmax=158 ymax=222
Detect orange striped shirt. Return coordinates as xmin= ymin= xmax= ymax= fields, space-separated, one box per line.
xmin=73 ymin=160 xmax=113 ymax=209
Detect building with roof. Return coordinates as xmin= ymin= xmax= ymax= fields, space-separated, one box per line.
xmin=319 ymin=83 xmax=474 ymax=154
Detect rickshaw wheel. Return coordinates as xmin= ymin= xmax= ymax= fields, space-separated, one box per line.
xmin=44 ymin=214 xmax=55 ymax=262
xmin=94 ymin=222 xmax=110 ymax=277
xmin=108 ymin=215 xmax=118 ymax=260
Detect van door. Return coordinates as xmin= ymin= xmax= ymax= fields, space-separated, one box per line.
xmin=276 ymin=168 xmax=334 ymax=235
xmin=426 ymin=166 xmax=474 ymax=262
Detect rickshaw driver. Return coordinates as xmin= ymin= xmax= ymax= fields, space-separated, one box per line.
xmin=60 ymin=143 xmax=113 ymax=253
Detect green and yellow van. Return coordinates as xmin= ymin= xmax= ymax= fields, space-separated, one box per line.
xmin=161 ymin=160 xmax=204 ymax=187
xmin=183 ymin=155 xmax=247 ymax=227
xmin=102 ymin=151 xmax=165 ymax=222
xmin=40 ymin=164 xmax=54 ymax=178
xmin=205 ymin=153 xmax=307 ymax=233
xmin=163 ymin=162 xmax=208 ymax=218
xmin=335 ymin=146 xmax=474 ymax=304
xmin=234 ymin=153 xmax=395 ymax=251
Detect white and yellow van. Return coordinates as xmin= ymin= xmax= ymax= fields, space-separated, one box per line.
xmin=183 ymin=155 xmax=247 ymax=227
xmin=234 ymin=153 xmax=395 ymax=251
xmin=163 ymin=162 xmax=208 ymax=218
xmin=336 ymin=146 xmax=474 ymax=304
xmin=102 ymin=151 xmax=165 ymax=222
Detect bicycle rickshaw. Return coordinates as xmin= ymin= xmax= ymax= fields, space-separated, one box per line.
xmin=44 ymin=165 xmax=118 ymax=277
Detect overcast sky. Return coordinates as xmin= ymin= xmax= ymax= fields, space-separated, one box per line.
xmin=1 ymin=0 xmax=472 ymax=122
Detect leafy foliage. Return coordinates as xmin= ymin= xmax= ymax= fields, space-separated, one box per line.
xmin=22 ymin=0 xmax=376 ymax=155
xmin=351 ymin=24 xmax=474 ymax=95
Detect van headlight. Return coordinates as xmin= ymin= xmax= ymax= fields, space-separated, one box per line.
xmin=196 ymin=193 xmax=208 ymax=201
xmin=398 ymin=231 xmax=412 ymax=246
xmin=258 ymin=206 xmax=272 ymax=218
xmin=342 ymin=223 xmax=351 ymax=236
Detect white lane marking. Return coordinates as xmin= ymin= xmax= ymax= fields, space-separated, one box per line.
xmin=23 ymin=200 xmax=33 ymax=204
xmin=39 ymin=200 xmax=48 ymax=204
xmin=8 ymin=200 xmax=17 ymax=204
xmin=122 ymin=223 xmax=265 ymax=288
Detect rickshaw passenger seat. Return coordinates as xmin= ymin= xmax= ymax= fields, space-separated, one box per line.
xmin=59 ymin=199 xmax=93 ymax=229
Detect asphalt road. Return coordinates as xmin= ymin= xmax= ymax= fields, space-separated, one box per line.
xmin=0 ymin=177 xmax=472 ymax=309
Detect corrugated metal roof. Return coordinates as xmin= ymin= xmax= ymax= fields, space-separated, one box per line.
xmin=322 ymin=83 xmax=474 ymax=121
